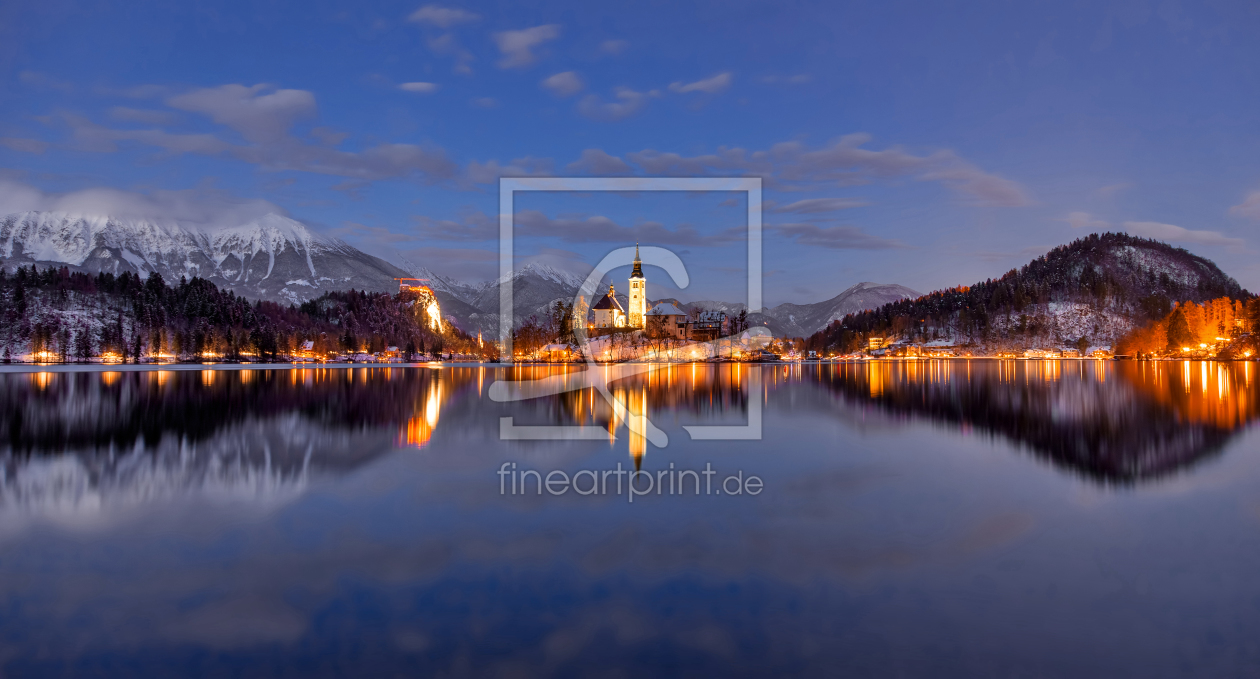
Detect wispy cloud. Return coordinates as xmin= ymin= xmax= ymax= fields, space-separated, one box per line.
xmin=398 ymin=82 xmax=439 ymax=93
xmin=0 ymin=138 xmax=48 ymax=154
xmin=668 ymin=72 xmax=732 ymax=95
xmin=770 ymin=198 xmax=867 ymax=214
xmin=540 ymin=71 xmax=584 ymax=97
xmin=1066 ymin=211 xmax=1109 ymax=229
xmin=406 ymin=5 xmax=479 ymax=28
xmin=599 ymin=39 xmax=629 ymax=55
xmin=566 ymin=149 xmax=632 ymax=175
xmin=166 ymin=84 xmax=316 ymax=144
xmin=110 ymin=107 xmax=179 ymax=126
xmin=413 ymin=209 xmax=742 ymax=246
xmin=492 ymin=24 xmax=560 ymax=69
xmin=1122 ymin=221 xmax=1244 ymax=248
xmin=577 ymin=88 xmax=659 ymax=121
xmin=769 ymin=223 xmax=905 ymax=250
xmin=1229 ymin=190 xmax=1260 ymax=220
xmin=18 ymin=71 xmax=73 ymax=93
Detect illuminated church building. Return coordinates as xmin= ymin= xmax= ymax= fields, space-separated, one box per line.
xmin=592 ymin=245 xmax=648 ymax=329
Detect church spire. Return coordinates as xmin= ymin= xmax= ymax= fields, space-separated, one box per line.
xmin=630 ymin=242 xmax=643 ymax=278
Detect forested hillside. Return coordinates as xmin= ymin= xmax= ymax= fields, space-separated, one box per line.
xmin=808 ymin=233 xmax=1252 ymax=354
xmin=0 ymin=265 xmax=484 ymax=362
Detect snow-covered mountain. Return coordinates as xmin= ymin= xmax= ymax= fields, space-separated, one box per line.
xmin=410 ymin=262 xmax=591 ymax=335
xmin=0 ymin=211 xmax=411 ymax=305
xmin=688 ymin=282 xmax=923 ymax=337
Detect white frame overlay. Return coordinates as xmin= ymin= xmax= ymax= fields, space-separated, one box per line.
xmin=495 ymin=177 xmax=764 ymax=444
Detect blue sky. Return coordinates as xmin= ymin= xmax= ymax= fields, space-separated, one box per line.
xmin=2 ymin=0 xmax=1258 ymax=305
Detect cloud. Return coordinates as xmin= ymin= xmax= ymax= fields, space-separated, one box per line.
xmin=413 ymin=209 xmax=741 ymax=246
xmin=109 ymin=107 xmax=178 ymax=125
xmin=18 ymin=71 xmax=73 ymax=93
xmin=492 ymin=24 xmax=560 ymax=69
xmin=0 ymin=138 xmax=48 ymax=154
xmin=541 ymin=71 xmax=584 ymax=97
xmin=1066 ymin=211 xmax=1109 ymax=229
xmin=0 ymin=179 xmax=286 ymax=229
xmin=770 ymin=198 xmax=867 ymax=214
xmin=608 ymin=134 xmax=1029 ymax=206
xmin=974 ymin=245 xmax=1052 ymax=262
xmin=470 ymin=97 xmax=499 ymax=109
xmin=406 ymin=5 xmax=479 ymax=27
xmin=761 ymin=74 xmax=811 ymax=85
xmin=62 ymin=111 xmax=457 ymax=183
xmin=769 ymin=223 xmax=905 ymax=250
xmin=398 ymin=82 xmax=439 ymax=93
xmin=1229 ymin=191 xmax=1260 ymax=220
xmin=566 ymin=149 xmax=632 ymax=175
xmin=166 ymin=84 xmax=316 ymax=144
xmin=425 ymin=33 xmax=475 ymax=74
xmin=577 ymin=88 xmax=659 ymax=121
xmin=1121 ymin=221 xmax=1244 ymax=248
xmin=310 ymin=127 xmax=348 ymax=147
xmin=600 ymin=39 xmax=629 ymax=55
xmin=668 ymin=72 xmax=733 ymax=95
xmin=464 ymin=157 xmax=553 ymax=184
xmin=1095 ymin=182 xmax=1132 ymax=197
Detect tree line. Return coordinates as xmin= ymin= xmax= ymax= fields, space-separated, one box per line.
xmin=0 ymin=265 xmax=491 ymax=362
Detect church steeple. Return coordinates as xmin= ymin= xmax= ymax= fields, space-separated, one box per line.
xmin=630 ymin=243 xmax=643 ymax=279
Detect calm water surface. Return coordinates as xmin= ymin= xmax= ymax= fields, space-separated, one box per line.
xmin=1 ymin=360 xmax=1259 ymax=677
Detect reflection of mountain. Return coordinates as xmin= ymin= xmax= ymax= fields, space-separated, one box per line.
xmin=812 ymin=360 xmax=1260 ymax=483
xmin=0 ymin=368 xmax=479 ymax=516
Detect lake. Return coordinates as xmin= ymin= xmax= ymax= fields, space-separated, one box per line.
xmin=1 ymin=360 xmax=1258 ymax=677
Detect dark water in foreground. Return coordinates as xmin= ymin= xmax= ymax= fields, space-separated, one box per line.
xmin=1 ymin=360 xmax=1259 ymax=678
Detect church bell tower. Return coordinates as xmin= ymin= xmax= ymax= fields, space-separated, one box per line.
xmin=628 ymin=243 xmax=646 ymax=328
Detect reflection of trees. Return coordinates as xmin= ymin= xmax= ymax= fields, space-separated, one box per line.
xmin=811 ymin=360 xmax=1260 ymax=483
xmin=0 ymin=367 xmax=476 ymax=454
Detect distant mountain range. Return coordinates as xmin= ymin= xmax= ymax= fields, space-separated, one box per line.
xmin=0 ymin=211 xmax=410 ymax=305
xmin=0 ymin=210 xmax=921 ymax=337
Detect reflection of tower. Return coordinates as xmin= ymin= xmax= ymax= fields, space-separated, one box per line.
xmin=401 ymin=376 xmax=443 ymax=448
xmin=626 ymin=386 xmax=648 ymax=470
xmin=628 ymin=243 xmax=646 ymax=328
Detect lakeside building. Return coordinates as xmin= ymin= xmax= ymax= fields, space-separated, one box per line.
xmin=646 ymin=303 xmax=690 ymax=339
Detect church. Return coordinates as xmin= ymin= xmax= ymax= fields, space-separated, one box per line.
xmin=592 ymin=244 xmax=648 ymax=329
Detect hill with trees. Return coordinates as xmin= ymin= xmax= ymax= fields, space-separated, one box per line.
xmin=0 ymin=265 xmax=487 ymax=362
xmin=807 ymin=232 xmax=1254 ymax=354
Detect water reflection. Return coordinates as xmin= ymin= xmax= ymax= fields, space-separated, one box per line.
xmin=811 ymin=359 xmax=1260 ymax=483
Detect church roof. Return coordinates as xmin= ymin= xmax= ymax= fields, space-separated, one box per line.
xmin=593 ymin=293 xmax=624 ymax=311
xmin=647 ymin=302 xmax=686 ymax=316
xmin=630 ymin=243 xmax=644 ymax=279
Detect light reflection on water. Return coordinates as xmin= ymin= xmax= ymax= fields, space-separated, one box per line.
xmin=0 ymin=361 xmax=1258 ymax=677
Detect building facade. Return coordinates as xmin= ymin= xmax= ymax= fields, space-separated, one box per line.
xmin=592 ymin=284 xmax=626 ymax=328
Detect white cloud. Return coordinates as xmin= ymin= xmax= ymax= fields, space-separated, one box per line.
xmin=577 ymin=88 xmax=659 ymax=121
xmin=541 ymin=71 xmax=583 ymax=97
xmin=771 ymin=198 xmax=867 ymax=214
xmin=470 ymin=97 xmax=499 ymax=109
xmin=760 ymin=74 xmax=811 ymax=85
xmin=768 ymin=223 xmax=904 ymax=250
xmin=109 ymin=107 xmax=178 ymax=125
xmin=406 ymin=5 xmax=479 ymax=28
xmin=1122 ymin=221 xmax=1244 ymax=248
xmin=600 ymin=39 xmax=629 ymax=55
xmin=398 ymin=82 xmax=439 ymax=93
xmin=1229 ymin=190 xmax=1260 ymax=220
xmin=1067 ymin=211 xmax=1109 ymax=229
xmin=565 ymin=149 xmax=632 ymax=175
xmin=668 ymin=72 xmax=733 ymax=95
xmin=0 ymin=179 xmax=285 ymax=229
xmin=166 ymin=84 xmax=316 ymax=143
xmin=492 ymin=24 xmax=560 ymax=69
xmin=0 ymin=138 xmax=48 ymax=154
